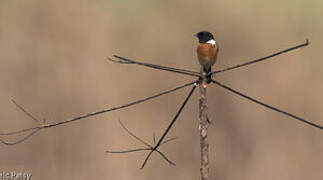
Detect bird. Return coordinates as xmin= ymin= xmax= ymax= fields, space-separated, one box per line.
xmin=194 ymin=31 xmax=219 ymax=83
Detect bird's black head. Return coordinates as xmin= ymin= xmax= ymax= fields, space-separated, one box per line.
xmin=194 ymin=31 xmax=214 ymax=43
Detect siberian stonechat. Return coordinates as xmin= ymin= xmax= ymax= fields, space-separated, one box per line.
xmin=195 ymin=31 xmax=219 ymax=82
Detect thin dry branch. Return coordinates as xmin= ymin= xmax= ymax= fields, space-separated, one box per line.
xmin=212 ymin=39 xmax=309 ymax=75
xmin=0 ymin=81 xmax=196 ymax=145
xmin=140 ymin=84 xmax=197 ymax=169
xmin=108 ymin=55 xmax=201 ymax=77
xmin=105 ymin=119 xmax=177 ymax=166
xmin=11 ymin=99 xmax=39 ymax=123
xmin=211 ymin=79 xmax=323 ymax=130
xmin=0 ymin=128 xmax=41 ymax=145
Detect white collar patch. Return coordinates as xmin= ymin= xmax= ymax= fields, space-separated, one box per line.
xmin=206 ymin=39 xmax=216 ymax=45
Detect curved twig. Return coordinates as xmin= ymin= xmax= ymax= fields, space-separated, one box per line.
xmin=118 ymin=118 xmax=151 ymax=147
xmin=0 ymin=128 xmax=41 ymax=145
xmin=0 ymin=126 xmax=40 ymax=136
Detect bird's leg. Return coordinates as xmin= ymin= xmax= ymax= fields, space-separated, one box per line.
xmin=206 ymin=72 xmax=213 ymax=84
xmin=200 ymin=67 xmax=213 ymax=84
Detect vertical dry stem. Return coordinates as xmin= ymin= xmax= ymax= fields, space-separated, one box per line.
xmin=199 ymin=71 xmax=209 ymax=180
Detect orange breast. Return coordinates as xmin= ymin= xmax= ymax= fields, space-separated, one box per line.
xmin=197 ymin=43 xmax=218 ymax=70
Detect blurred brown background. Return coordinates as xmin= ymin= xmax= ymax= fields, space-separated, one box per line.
xmin=0 ymin=0 xmax=322 ymax=179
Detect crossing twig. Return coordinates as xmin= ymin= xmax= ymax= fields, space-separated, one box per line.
xmin=140 ymin=84 xmax=197 ymax=169
xmin=105 ymin=119 xmax=177 ymax=166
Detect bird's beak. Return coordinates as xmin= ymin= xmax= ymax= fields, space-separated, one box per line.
xmin=193 ymin=33 xmax=197 ymax=38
